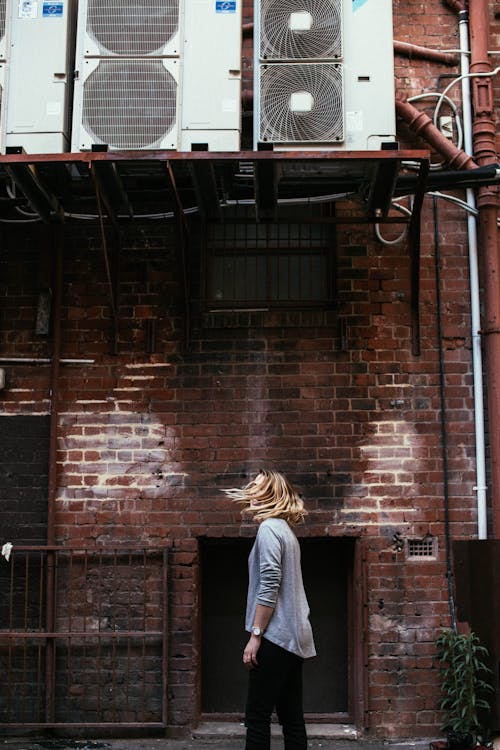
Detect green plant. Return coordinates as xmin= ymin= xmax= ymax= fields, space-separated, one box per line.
xmin=435 ymin=629 xmax=493 ymax=748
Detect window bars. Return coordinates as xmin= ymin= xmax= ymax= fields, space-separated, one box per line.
xmin=0 ymin=546 xmax=168 ymax=729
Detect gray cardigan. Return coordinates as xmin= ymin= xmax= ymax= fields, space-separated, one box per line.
xmin=245 ymin=517 xmax=316 ymax=659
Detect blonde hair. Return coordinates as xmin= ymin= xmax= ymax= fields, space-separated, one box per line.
xmin=223 ymin=469 xmax=306 ymax=525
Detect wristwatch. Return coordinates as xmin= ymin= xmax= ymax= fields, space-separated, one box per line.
xmin=251 ymin=625 xmax=263 ymax=637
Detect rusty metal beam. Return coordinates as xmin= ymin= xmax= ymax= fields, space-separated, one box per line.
xmin=254 ymin=159 xmax=277 ymax=221
xmin=189 ymin=160 xmax=222 ymax=221
xmin=4 ymin=162 xmax=63 ymax=223
xmin=92 ymin=175 xmax=120 ymax=354
xmin=0 ymin=148 xmax=428 ymax=164
xmin=408 ymin=157 xmax=430 ymax=356
xmin=91 ymin=160 xmax=133 ymax=220
xmin=165 ymin=161 xmax=190 ymax=349
xmin=366 ymin=158 xmax=400 ymax=218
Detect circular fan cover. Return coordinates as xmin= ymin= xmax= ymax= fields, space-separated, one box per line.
xmin=82 ymin=60 xmax=177 ymax=149
xmin=259 ymin=63 xmax=343 ymax=143
xmin=87 ymin=0 xmax=179 ymax=56
xmin=260 ymin=0 xmax=342 ymax=60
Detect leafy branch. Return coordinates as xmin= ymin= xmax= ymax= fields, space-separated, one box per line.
xmin=435 ymin=629 xmax=494 ymax=746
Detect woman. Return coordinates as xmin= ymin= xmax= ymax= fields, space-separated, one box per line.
xmin=224 ymin=469 xmax=316 ymax=750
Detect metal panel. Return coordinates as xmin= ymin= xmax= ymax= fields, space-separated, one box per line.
xmin=254 ymin=0 xmax=396 ymax=150
xmin=84 ymin=0 xmax=181 ymax=56
xmin=3 ymin=0 xmax=75 ymax=153
xmin=453 ymin=540 xmax=500 ymax=730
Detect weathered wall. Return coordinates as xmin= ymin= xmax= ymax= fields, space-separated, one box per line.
xmin=0 ymin=190 xmax=477 ymax=737
xmin=1 ymin=0 xmax=498 ymax=739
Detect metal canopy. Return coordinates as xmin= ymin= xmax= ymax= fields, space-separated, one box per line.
xmin=0 ymin=149 xmax=430 ymax=225
xmin=0 ymin=149 xmax=431 ymax=355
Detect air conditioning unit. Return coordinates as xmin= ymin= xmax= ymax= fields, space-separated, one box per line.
xmin=0 ymin=0 xmax=7 ymax=58
xmin=0 ymin=0 xmax=7 ymax=141
xmin=254 ymin=0 xmax=396 ymax=150
xmin=1 ymin=0 xmax=75 ymax=153
xmin=72 ymin=0 xmax=242 ymax=152
xmin=180 ymin=0 xmax=242 ymax=152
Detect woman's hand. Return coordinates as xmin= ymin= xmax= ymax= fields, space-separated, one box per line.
xmin=243 ymin=634 xmax=261 ymax=668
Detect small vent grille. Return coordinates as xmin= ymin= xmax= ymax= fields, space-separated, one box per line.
xmin=86 ymin=0 xmax=180 ymax=56
xmin=82 ymin=59 xmax=178 ymax=149
xmin=406 ymin=537 xmax=438 ymax=560
xmin=260 ymin=0 xmax=342 ymax=61
xmin=259 ymin=62 xmax=343 ymax=143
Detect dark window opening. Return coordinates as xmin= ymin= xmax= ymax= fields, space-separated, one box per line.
xmin=205 ymin=220 xmax=336 ymax=310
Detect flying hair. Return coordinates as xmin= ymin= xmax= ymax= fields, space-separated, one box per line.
xmin=223 ymin=469 xmax=306 ymax=525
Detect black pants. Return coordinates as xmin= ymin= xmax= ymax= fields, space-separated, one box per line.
xmin=245 ymin=638 xmax=307 ymax=750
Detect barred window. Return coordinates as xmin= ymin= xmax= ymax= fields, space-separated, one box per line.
xmin=205 ymin=221 xmax=335 ymax=309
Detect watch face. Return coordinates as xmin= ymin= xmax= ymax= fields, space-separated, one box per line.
xmin=252 ymin=626 xmax=262 ymax=636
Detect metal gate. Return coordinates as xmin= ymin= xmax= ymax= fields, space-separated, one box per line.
xmin=0 ymin=546 xmax=168 ymax=729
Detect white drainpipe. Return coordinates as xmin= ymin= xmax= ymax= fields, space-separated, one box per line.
xmin=458 ymin=9 xmax=488 ymax=539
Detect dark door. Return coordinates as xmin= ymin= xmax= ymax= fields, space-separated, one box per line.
xmin=0 ymin=415 xmax=49 ymax=544
xmin=200 ymin=536 xmax=355 ymax=720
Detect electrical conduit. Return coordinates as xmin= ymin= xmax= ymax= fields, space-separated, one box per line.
xmin=457 ymin=8 xmax=488 ymax=540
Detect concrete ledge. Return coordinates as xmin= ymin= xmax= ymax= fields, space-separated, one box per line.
xmin=193 ymin=722 xmax=359 ymax=740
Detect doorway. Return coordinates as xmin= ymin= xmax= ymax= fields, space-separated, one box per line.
xmin=200 ymin=536 xmax=357 ymax=721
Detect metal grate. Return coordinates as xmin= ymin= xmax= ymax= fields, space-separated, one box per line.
xmin=87 ymin=0 xmax=180 ymax=56
xmin=260 ymin=0 xmax=343 ymax=61
xmin=406 ymin=537 xmax=438 ymax=560
xmin=0 ymin=546 xmax=168 ymax=728
xmin=259 ymin=63 xmax=344 ymax=143
xmin=206 ymin=220 xmax=334 ymax=308
xmin=82 ymin=59 xmax=178 ymax=149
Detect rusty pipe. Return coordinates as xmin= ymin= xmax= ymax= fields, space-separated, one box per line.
xmin=444 ymin=0 xmax=467 ymax=12
xmin=394 ymin=40 xmax=459 ymax=66
xmin=469 ymin=1 xmax=498 ymax=168
xmin=395 ymin=97 xmax=477 ymax=169
xmin=468 ymin=0 xmax=500 ymax=538
xmin=47 ymin=227 xmax=63 ymax=546
xmin=45 ymin=225 xmax=63 ymax=725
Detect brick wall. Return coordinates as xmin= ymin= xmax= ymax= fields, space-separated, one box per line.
xmin=0 ymin=189 xmax=477 ymax=737
xmin=0 ymin=0 xmax=496 ymax=739
xmin=0 ymin=415 xmax=49 ymax=544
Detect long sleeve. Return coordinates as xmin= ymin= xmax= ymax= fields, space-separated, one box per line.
xmin=255 ymin=523 xmax=283 ymax=607
xmin=245 ymin=518 xmax=316 ymax=659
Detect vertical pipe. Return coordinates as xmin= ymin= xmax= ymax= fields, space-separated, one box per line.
xmin=458 ymin=10 xmax=488 ymax=539
xmin=162 ymin=548 xmax=169 ymax=730
xmin=468 ymin=0 xmax=500 ymax=538
xmin=45 ymin=226 xmax=63 ymax=723
xmin=47 ymin=226 xmax=63 ymax=545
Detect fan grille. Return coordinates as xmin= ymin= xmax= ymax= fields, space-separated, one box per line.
xmin=87 ymin=0 xmax=180 ymax=56
xmin=259 ymin=63 xmax=343 ymax=143
xmin=82 ymin=59 xmax=178 ymax=149
xmin=260 ymin=0 xmax=342 ymax=60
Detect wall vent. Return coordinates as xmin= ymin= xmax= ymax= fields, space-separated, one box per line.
xmin=406 ymin=537 xmax=438 ymax=560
